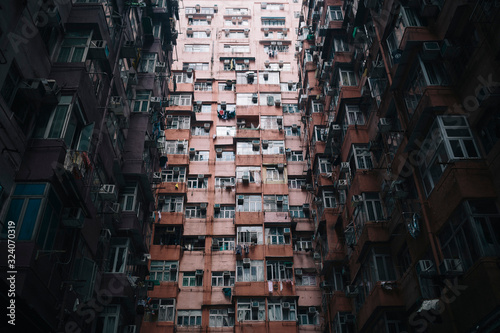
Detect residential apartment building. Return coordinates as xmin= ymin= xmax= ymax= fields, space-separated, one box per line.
xmin=0 ymin=0 xmax=178 ymax=332
xmin=295 ymin=0 xmax=500 ymax=332
xmin=143 ymin=1 xmax=323 ymax=333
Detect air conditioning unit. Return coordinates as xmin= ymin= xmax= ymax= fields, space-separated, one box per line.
xmin=331 ymin=124 xmax=342 ymax=134
xmin=242 ymin=172 xmax=250 ymax=183
xmin=110 ymin=96 xmax=124 ymax=115
xmin=277 ymin=163 xmax=284 ymax=171
xmin=340 ymin=162 xmax=350 ymax=173
xmin=351 ymin=194 xmax=363 ymax=208
xmin=238 ymin=195 xmax=245 ymax=204
xmin=345 ymin=314 xmax=356 ymax=323
xmin=274 ymin=99 xmax=281 ymax=107
xmin=262 ymin=140 xmax=269 ymax=149
xmin=252 ymin=93 xmax=258 ymax=103
xmin=263 ymin=72 xmax=269 ymax=80
xmin=265 ymin=60 xmax=270 ymax=68
xmin=422 ymin=42 xmax=441 ymax=60
xmin=99 ymin=184 xmax=118 ymax=201
xmin=334 ymin=179 xmax=348 ymax=190
xmin=283 ymin=228 xmax=290 ymax=234
xmin=416 ymin=260 xmax=436 ymax=275
xmin=121 ymin=40 xmax=138 ymax=58
xmin=155 ymin=62 xmax=165 ymax=73
xmin=251 ymin=301 xmax=259 ymax=308
xmin=313 ymin=252 xmax=321 ymax=260
xmin=227 ymin=308 xmax=235 ymax=314
xmin=189 ymin=147 xmax=196 ymax=155
xmin=306 ymin=184 xmax=313 ymax=191
xmin=291 ymin=124 xmax=298 ymax=133
xmin=252 ymin=140 xmax=260 ymax=151
xmin=216 ymin=148 xmax=223 ymax=157
xmin=186 ymin=68 xmax=193 ymax=78
xmin=308 ymin=307 xmax=316 ymax=314
xmin=243 ymin=258 xmax=251 ymax=267
xmin=276 ymin=117 xmax=283 ymax=125
xmin=177 ymin=141 xmax=185 ymax=149
xmin=198 ymin=174 xmax=205 ymax=180
xmin=153 ymin=172 xmax=162 ymax=183
xmin=282 ymin=302 xmax=290 ymax=308
xmin=345 ymin=285 xmax=359 ymax=297
xmin=204 ymin=123 xmax=211 ymax=132
xmin=220 ymin=101 xmax=227 ymax=110
xmin=173 ymin=167 xmax=180 ymax=175
xmin=440 ymin=259 xmax=464 ymax=275
xmin=170 ymin=264 xmax=178 ymax=270
xmin=62 ymin=207 xmax=85 ymax=228
xmin=276 ymin=195 xmax=284 ymax=205
xmin=214 ymin=204 xmax=221 ymax=212
xmin=378 ymin=118 xmax=392 ymax=133
xmin=302 ymin=203 xmax=310 ymax=212
xmin=320 ymin=281 xmax=331 ymax=288
xmin=196 ymin=269 xmax=204 ymax=276
xmin=150 ymin=97 xmax=162 ymax=106
xmin=285 ymin=148 xmax=292 ymax=156
xmin=295 ymin=269 xmax=303 ymax=275
xmin=88 ymin=40 xmax=109 ymax=59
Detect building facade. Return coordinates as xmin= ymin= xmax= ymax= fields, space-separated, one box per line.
xmin=0 ymin=0 xmax=178 ymax=332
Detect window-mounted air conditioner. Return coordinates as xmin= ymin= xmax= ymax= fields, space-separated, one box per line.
xmin=99 ymin=184 xmax=117 ymax=201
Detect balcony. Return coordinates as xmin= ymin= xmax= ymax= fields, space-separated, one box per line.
xmin=327 ymin=292 xmax=352 ymax=319
xmin=157 ymin=182 xmax=187 ymax=194
xmin=234 ymin=211 xmax=264 ymax=225
xmin=355 ymin=222 xmax=391 ymax=262
xmin=158 ymin=212 xmax=184 ymax=225
xmin=265 ymin=244 xmax=294 ymax=257
xmin=233 ymin=281 xmax=268 ymax=297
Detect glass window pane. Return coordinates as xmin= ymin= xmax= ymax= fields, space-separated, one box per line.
xmin=18 ymin=198 xmax=42 ymax=240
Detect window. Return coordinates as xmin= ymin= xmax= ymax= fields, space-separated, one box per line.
xmin=185 ymin=205 xmax=206 ymax=218
xmin=267 ymin=260 xmax=293 ymax=281
xmin=161 ymin=166 xmax=186 ymax=182
xmin=323 ymin=190 xmax=336 ymax=208
xmin=182 ymin=272 xmax=203 ymax=287
xmin=287 ymin=151 xmax=304 ymax=162
xmin=294 ymin=237 xmax=313 ymax=251
xmin=339 ymin=69 xmax=357 ymax=86
xmin=165 ymin=140 xmax=188 ymax=154
xmin=265 ymin=227 xmax=290 ymax=245
xmin=191 ymin=126 xmax=210 ymax=136
xmin=184 ymin=44 xmax=210 ymax=52
xmin=34 ymin=95 xmax=94 ymax=150
xmin=237 ymin=226 xmax=263 ymax=245
xmin=314 ymin=126 xmax=328 ymax=142
xmin=439 ymin=200 xmax=500 ymax=271
xmin=236 ymin=167 xmax=261 ymax=183
xmin=237 ymin=195 xmax=262 ymax=212
xmin=95 ymin=305 xmax=120 ymax=333
xmin=350 ymin=144 xmax=373 ymax=170
xmin=223 ymin=44 xmax=250 ymax=52
xmin=189 ymin=31 xmax=209 ymax=38
xmin=212 ymin=271 xmax=235 ymax=286
xmin=262 ymin=141 xmax=285 ymax=155
xmin=190 ymin=150 xmax=209 ymax=161
xmin=216 ymin=126 xmax=236 ymax=136
xmin=139 ymin=53 xmax=157 ymax=72
xmin=177 ymin=310 xmax=202 ymax=326
xmin=236 ymin=93 xmax=257 ymax=105
xmin=166 ymin=115 xmax=190 ymax=129
xmin=280 ymin=83 xmax=297 ymax=91
xmin=478 ymin=110 xmax=500 ymax=155
xmin=262 ymin=18 xmax=286 ymax=26
xmin=153 ymin=24 xmax=162 ymax=38
xmin=419 ymin=116 xmax=480 ymax=196
xmin=219 ymin=82 xmax=234 ymax=91
xmin=236 ymin=260 xmax=265 ymax=282
xmin=153 ymin=226 xmax=181 ymax=246
xmin=237 ymin=141 xmax=260 ymax=155
xmin=298 ymin=307 xmax=319 ymax=325
xmin=296 ymin=271 xmax=316 ymax=286
xmin=345 ymin=105 xmax=364 ymax=125
xmin=131 ymin=90 xmax=151 ymax=112
xmin=158 ymin=299 xmax=175 ymax=322
xmin=216 ymin=150 xmax=235 ymax=161
xmin=173 ymin=72 xmax=193 ymax=84
xmin=318 ymin=157 xmax=333 ymax=173
xmin=312 ymin=102 xmax=324 ymax=113
xmin=259 ymin=73 xmax=281 ymax=85
xmin=261 ymin=116 xmax=282 ymax=129
xmin=265 ymin=167 xmax=284 ymax=182
xmin=284 ymin=126 xmax=300 ymax=136
xmin=372 ymin=248 xmax=397 ymax=281
xmin=212 ymin=237 xmax=235 ymax=250
xmin=225 ymin=8 xmax=250 ymax=15
xmin=328 ymin=6 xmax=343 ymax=21
xmin=288 ymin=178 xmax=306 ymax=189
xmin=268 ymin=299 xmax=297 ymax=321
xmin=190 ymin=19 xmax=209 ymax=25
xmin=120 ymin=184 xmax=140 ymax=212
xmin=57 ymin=30 xmax=92 ymax=62
xmin=183 ymin=63 xmax=209 ymax=70
xmin=209 ymin=309 xmax=235 ymax=327
xmin=363 ymin=193 xmax=384 ymax=221
xmin=150 ymin=261 xmax=178 ymax=281
xmin=107 ymin=238 xmax=130 ymax=273
xmin=194 ymin=81 xmax=212 ymax=91
xmin=158 ymin=195 xmax=184 ymax=212
xmin=187 ymin=177 xmax=208 ymax=189
xmin=283 ymin=104 xmax=299 ymax=113
xmin=169 ymin=94 xmax=192 ymax=106
xmin=290 ymin=206 xmax=309 ymax=219
xmin=334 ymin=38 xmax=349 ymax=52
xmin=237 ymin=299 xmax=265 ymax=321
xmin=1 ymin=62 xmax=21 ymax=106
xmin=263 ymin=195 xmax=288 ymax=212
xmin=1 ymin=183 xmax=61 ymax=250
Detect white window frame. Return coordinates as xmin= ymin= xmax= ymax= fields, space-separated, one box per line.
xmin=236 ymin=261 xmax=265 ymax=282
xmin=150 ymin=261 xmax=178 ymax=282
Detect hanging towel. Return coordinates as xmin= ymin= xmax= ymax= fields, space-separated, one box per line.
xmin=268 ymin=281 xmax=273 ymax=293
xmin=280 ymin=281 xmax=283 ymax=291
